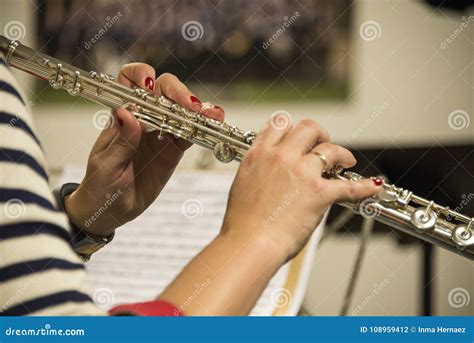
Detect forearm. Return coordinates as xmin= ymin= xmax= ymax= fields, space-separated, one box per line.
xmin=158 ymin=231 xmax=286 ymax=316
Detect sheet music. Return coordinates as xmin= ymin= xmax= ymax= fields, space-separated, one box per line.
xmin=60 ymin=166 xmax=323 ymax=316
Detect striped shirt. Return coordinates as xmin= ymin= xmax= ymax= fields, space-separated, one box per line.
xmin=0 ymin=53 xmax=180 ymax=316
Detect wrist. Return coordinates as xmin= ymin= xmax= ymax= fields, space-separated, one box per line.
xmin=64 ymin=189 xmax=115 ymax=237
xmin=159 ymin=228 xmax=287 ymax=315
xmin=55 ymin=183 xmax=114 ymax=261
xmin=217 ymin=226 xmax=288 ymax=269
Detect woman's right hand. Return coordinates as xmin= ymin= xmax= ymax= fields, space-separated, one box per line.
xmin=221 ymin=115 xmax=383 ymax=262
xmin=158 ymin=115 xmax=383 ymax=315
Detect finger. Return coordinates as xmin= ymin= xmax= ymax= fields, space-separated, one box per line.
xmin=154 ymin=73 xmax=225 ymax=151
xmin=309 ymin=142 xmax=356 ymax=172
xmin=104 ymin=108 xmax=142 ymax=169
xmin=117 ymin=63 xmax=156 ymax=91
xmin=90 ymin=113 xmax=120 ymax=153
xmin=282 ymin=119 xmax=330 ymax=154
xmin=325 ymin=178 xmax=383 ymax=203
xmin=142 ymin=131 xmax=188 ymax=163
xmin=173 ymin=136 xmax=192 ymax=151
xmin=155 ymin=73 xmax=202 ymax=113
xmin=169 ymin=101 xmax=228 ymax=149
xmin=201 ymin=102 xmax=225 ymax=122
xmin=254 ymin=112 xmax=293 ymax=147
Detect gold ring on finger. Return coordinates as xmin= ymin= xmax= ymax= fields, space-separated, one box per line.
xmin=312 ymin=151 xmax=328 ymax=171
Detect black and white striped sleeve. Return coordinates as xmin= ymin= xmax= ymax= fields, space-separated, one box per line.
xmin=0 ymin=53 xmax=105 ymax=316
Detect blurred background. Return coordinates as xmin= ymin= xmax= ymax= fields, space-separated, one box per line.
xmin=1 ymin=0 xmax=472 ymax=316
xmin=34 ymin=0 xmax=351 ymax=102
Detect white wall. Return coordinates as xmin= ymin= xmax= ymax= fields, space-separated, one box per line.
xmin=2 ymin=0 xmax=472 ymax=315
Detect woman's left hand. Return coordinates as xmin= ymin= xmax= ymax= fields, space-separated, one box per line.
xmin=64 ymin=63 xmax=225 ymax=237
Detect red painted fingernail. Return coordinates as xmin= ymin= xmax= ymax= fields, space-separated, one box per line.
xmin=372 ymin=177 xmax=383 ymax=186
xmin=213 ymin=105 xmax=224 ymax=112
xmin=145 ymin=77 xmax=154 ymax=91
xmin=117 ymin=117 xmax=124 ymax=127
xmin=190 ymin=95 xmax=202 ymax=105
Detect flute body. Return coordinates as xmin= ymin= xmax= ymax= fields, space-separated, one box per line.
xmin=1 ymin=36 xmax=472 ymax=259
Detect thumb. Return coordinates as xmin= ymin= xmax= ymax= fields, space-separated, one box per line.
xmin=105 ymin=108 xmax=142 ymax=168
xmin=325 ymin=178 xmax=383 ymax=204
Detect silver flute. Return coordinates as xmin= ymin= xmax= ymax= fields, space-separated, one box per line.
xmin=1 ymin=36 xmax=472 ymax=259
